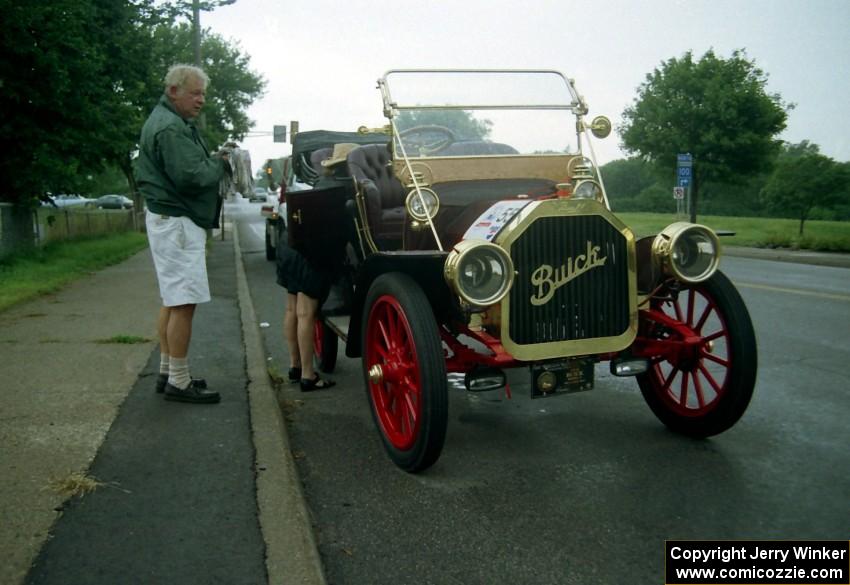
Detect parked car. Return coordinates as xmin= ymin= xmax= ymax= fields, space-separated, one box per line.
xmin=43 ymin=194 xmax=95 ymax=208
xmin=284 ymin=69 xmax=757 ymax=473
xmin=249 ymin=187 xmax=269 ymax=203
xmin=94 ymin=194 xmax=134 ymax=209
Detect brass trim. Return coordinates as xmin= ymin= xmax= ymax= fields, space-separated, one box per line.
xmin=368 ymin=364 xmax=384 ymax=384
xmin=495 ymin=199 xmax=638 ymax=361
xmin=352 ymin=177 xmax=379 ymax=255
xmin=358 ymin=124 xmax=392 ymax=135
xmin=405 ymin=187 xmax=440 ymax=222
xmin=589 ymin=116 xmax=612 ymax=139
xmin=651 ymin=222 xmax=721 ymax=283
xmin=396 ymin=161 xmax=434 ymax=187
xmin=443 ymin=239 xmax=515 ymax=307
xmin=391 ymin=154 xmax=580 ymax=186
xmin=572 ymin=179 xmax=603 ymax=201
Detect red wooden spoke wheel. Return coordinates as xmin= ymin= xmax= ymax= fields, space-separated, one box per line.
xmin=313 ymin=318 xmax=338 ymax=373
xmin=636 ymin=271 xmax=757 ymax=437
xmin=362 ymin=273 xmax=447 ymax=472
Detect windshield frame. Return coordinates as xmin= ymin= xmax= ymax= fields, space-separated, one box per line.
xmin=378 ymin=69 xmax=583 ymax=114
xmin=378 ymin=69 xmax=588 ymax=162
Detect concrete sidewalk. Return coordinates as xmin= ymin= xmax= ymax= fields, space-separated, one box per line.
xmin=0 ymin=230 xmax=324 ymax=585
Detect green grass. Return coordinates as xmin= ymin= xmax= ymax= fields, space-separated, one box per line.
xmin=0 ymin=232 xmax=148 ymax=313
xmin=617 ymin=212 xmax=850 ymax=252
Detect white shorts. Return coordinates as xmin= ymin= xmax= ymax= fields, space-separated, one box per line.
xmin=146 ymin=210 xmax=211 ymax=306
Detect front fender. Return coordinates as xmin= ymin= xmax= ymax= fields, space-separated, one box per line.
xmin=345 ymin=251 xmax=452 ymax=358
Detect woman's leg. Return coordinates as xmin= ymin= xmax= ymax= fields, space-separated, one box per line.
xmin=284 ymin=292 xmax=300 ymax=370
xmin=295 ymin=292 xmax=320 ymax=381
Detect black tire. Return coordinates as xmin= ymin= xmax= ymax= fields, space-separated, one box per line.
xmin=361 ymin=273 xmax=448 ymax=472
xmin=637 ymin=271 xmax=757 ymax=437
xmin=265 ymin=222 xmax=276 ymax=261
xmin=313 ymin=318 xmax=338 ymax=373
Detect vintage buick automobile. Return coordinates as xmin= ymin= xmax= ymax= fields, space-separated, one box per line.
xmin=283 ymin=69 xmax=757 ymax=472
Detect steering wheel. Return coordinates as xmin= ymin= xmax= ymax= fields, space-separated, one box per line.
xmin=397 ymin=125 xmax=457 ymax=156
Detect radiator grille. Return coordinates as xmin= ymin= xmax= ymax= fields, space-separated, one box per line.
xmin=509 ymin=215 xmax=630 ymax=345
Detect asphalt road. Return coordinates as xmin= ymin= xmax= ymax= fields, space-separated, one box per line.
xmin=232 ymin=201 xmax=850 ymax=585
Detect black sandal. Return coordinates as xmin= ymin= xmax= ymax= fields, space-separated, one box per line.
xmin=288 ymin=367 xmax=302 ymax=383
xmin=300 ymin=374 xmax=336 ymax=392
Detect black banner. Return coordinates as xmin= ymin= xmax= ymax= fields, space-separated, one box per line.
xmin=665 ymin=540 xmax=849 ymax=584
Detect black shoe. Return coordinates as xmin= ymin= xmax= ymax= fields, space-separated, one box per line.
xmin=300 ymin=374 xmax=336 ymax=392
xmin=156 ymin=374 xmax=207 ymax=394
xmin=287 ymin=367 xmax=302 ymax=383
xmin=164 ymin=382 xmax=220 ymax=404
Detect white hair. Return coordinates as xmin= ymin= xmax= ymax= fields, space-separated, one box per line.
xmin=164 ymin=64 xmax=209 ymax=91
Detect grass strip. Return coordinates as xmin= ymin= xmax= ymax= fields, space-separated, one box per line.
xmin=94 ymin=334 xmax=152 ymax=344
xmin=0 ymin=232 xmax=148 ymax=312
xmin=618 ymin=213 xmax=850 ymax=251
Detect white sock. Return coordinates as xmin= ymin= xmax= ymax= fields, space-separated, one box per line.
xmin=168 ymin=357 xmax=191 ymax=390
xmin=159 ymin=353 xmax=170 ymax=375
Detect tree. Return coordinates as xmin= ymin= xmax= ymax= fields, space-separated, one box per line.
xmin=0 ymin=2 xmax=264 ymax=207
xmin=600 ymin=157 xmax=658 ymax=210
xmin=395 ymin=110 xmax=492 ymax=141
xmin=621 ymin=49 xmax=790 ymax=222
xmin=0 ymin=0 xmax=165 ymax=205
xmin=146 ymin=23 xmax=265 ymax=150
xmin=122 ymin=22 xmax=264 ymax=202
xmin=760 ymin=149 xmax=849 ymax=234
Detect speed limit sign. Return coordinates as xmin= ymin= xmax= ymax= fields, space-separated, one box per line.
xmin=673 ymin=187 xmax=685 ymax=200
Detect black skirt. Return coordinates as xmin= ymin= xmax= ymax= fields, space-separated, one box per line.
xmin=276 ymin=244 xmax=332 ymax=303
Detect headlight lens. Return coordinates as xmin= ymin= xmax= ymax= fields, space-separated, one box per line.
xmin=652 ymin=222 xmax=720 ymax=282
xmin=444 ymin=240 xmax=514 ymax=306
xmin=405 ymin=187 xmax=440 ymax=221
xmin=572 ymin=179 xmax=602 ymax=200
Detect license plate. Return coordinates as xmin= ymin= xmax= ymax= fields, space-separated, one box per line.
xmin=530 ymin=359 xmax=595 ymax=398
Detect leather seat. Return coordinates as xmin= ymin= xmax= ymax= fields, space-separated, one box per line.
xmin=309 ymin=147 xmax=333 ymax=174
xmin=346 ymin=144 xmax=405 ymax=246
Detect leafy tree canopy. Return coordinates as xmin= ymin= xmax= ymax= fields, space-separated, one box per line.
xmin=395 ymin=110 xmax=492 ymax=141
xmin=601 ymin=157 xmax=659 ymax=200
xmin=620 ymin=49 xmax=790 ymax=219
xmin=0 ymin=1 xmax=264 ymax=206
xmin=0 ymin=0 xmax=161 ymax=203
xmin=759 ymin=143 xmax=849 ymax=234
xmin=145 ymin=23 xmax=266 ymax=150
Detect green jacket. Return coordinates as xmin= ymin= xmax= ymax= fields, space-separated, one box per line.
xmin=135 ymin=95 xmax=227 ymax=229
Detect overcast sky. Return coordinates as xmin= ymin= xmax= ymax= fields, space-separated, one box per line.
xmin=201 ymin=0 xmax=850 ymax=169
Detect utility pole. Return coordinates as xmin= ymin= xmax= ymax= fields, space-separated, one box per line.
xmin=192 ymin=0 xmax=201 ymax=67
xmin=185 ymin=0 xmax=236 ymax=237
xmin=187 ymin=0 xmax=237 ymax=128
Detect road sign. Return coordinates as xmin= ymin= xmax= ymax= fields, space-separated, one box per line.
xmin=673 ymin=187 xmax=685 ymax=199
xmin=676 ymin=155 xmax=692 ymax=187
xmin=273 ymin=125 xmax=287 ymax=143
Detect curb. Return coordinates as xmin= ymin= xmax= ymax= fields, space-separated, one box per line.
xmin=232 ymin=225 xmax=327 ymax=585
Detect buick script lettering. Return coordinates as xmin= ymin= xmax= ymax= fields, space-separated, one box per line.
xmin=530 ymin=241 xmax=607 ymax=306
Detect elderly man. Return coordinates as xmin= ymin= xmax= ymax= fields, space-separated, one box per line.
xmin=135 ymin=64 xmax=228 ymax=404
